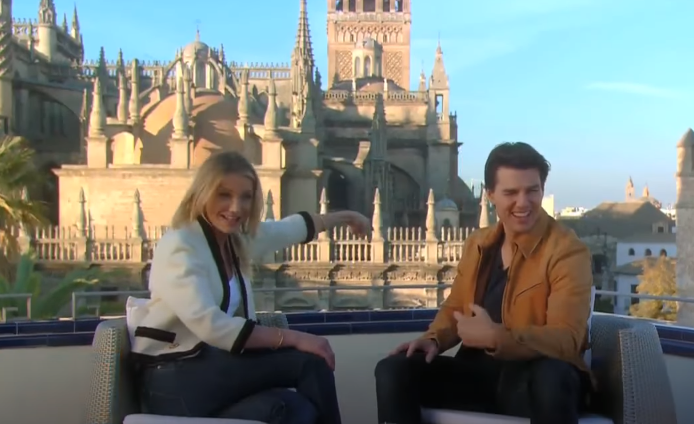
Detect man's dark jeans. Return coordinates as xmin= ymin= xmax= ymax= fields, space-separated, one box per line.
xmin=375 ymin=348 xmax=588 ymax=424
xmin=138 ymin=345 xmax=341 ymax=424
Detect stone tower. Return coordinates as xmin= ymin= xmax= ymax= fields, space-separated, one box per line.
xmin=0 ymin=0 xmax=12 ymax=134
xmin=676 ymin=128 xmax=694 ymax=326
xmin=327 ymin=0 xmax=411 ymax=88
xmin=37 ymin=0 xmax=58 ymax=61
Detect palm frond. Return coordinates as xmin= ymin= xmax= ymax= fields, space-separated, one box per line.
xmin=12 ymin=253 xmax=36 ymax=294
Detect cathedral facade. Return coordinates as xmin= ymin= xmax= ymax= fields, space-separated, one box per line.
xmin=2 ymin=0 xmax=476 ymax=234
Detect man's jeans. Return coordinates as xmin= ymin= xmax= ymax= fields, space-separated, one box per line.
xmin=375 ymin=348 xmax=589 ymax=424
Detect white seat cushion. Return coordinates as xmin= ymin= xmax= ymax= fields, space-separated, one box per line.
xmin=124 ymin=414 xmax=266 ymax=424
xmin=422 ymin=409 xmax=613 ymax=424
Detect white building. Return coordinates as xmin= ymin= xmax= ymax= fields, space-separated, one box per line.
xmin=542 ymin=195 xmax=555 ymax=217
xmin=558 ymin=206 xmax=587 ymax=218
xmin=615 ymin=228 xmax=675 ymax=267
xmin=612 ymin=223 xmax=676 ymax=315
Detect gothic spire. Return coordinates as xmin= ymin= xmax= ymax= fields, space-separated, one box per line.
xmin=293 ymin=0 xmax=314 ymax=68
xmin=429 ymin=39 xmax=449 ymax=89
xmin=71 ymin=4 xmax=80 ymax=39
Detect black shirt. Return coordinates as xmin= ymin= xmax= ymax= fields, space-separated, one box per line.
xmin=482 ymin=246 xmax=508 ymax=324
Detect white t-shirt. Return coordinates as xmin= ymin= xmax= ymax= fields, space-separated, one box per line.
xmin=227 ymin=275 xmax=243 ymax=317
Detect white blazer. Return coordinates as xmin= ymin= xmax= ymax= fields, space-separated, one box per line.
xmin=127 ymin=212 xmax=315 ymax=362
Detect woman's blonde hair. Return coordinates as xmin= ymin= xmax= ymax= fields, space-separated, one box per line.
xmin=171 ymin=150 xmax=264 ymax=276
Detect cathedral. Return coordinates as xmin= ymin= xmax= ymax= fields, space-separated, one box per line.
xmin=1 ymin=0 xmax=477 ymax=234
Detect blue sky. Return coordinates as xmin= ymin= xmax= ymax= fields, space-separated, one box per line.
xmin=17 ymin=0 xmax=694 ymax=209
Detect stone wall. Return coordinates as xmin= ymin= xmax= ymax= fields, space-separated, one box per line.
xmin=35 ymin=261 xmax=457 ymax=314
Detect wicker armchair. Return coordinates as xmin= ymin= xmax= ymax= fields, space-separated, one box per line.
xmin=422 ymin=314 xmax=678 ymax=424
xmin=83 ymin=313 xmax=289 ymax=424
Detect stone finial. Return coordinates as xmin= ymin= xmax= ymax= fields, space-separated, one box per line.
xmin=116 ymin=49 xmax=124 ymax=69
xmin=172 ymin=77 xmax=188 ymax=139
xmin=88 ymin=77 xmax=105 ymax=138
xmin=642 ymin=185 xmax=650 ymax=198
xmin=319 ymin=187 xmax=328 ymax=214
xmin=479 ymin=184 xmax=490 ymax=229
xmin=132 ymin=189 xmax=142 ymax=237
xmin=300 ymin=73 xmax=317 ymax=133
xmin=182 ymin=67 xmax=193 ymax=115
xmin=318 ymin=188 xmax=329 ymax=240
xmin=263 ymin=190 xmax=275 ymax=221
xmin=418 ymin=66 xmax=427 ymax=92
xmin=219 ymin=44 xmax=226 ymax=63
xmin=117 ymin=71 xmax=128 ymax=124
xmin=372 ymin=188 xmax=383 ymax=241
xmin=237 ymin=69 xmax=249 ymax=123
xmin=128 ymin=59 xmax=141 ymax=123
xmin=264 ymin=78 xmax=278 ymax=137
xmin=425 ymin=189 xmax=436 ymax=240
xmin=77 ymin=187 xmax=86 ymax=236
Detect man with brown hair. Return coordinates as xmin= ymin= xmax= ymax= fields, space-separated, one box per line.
xmin=374 ymin=142 xmax=594 ymax=424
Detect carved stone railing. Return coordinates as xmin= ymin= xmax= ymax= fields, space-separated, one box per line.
xmin=13 ymin=224 xmax=473 ymax=265
xmin=323 ymin=90 xmax=428 ymax=103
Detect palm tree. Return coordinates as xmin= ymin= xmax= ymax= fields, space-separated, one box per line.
xmin=0 ymin=253 xmax=125 ymax=321
xmin=0 ymin=136 xmax=48 ymax=272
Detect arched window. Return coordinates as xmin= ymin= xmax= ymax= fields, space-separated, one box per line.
xmin=660 ymin=249 xmax=668 ymax=257
xmin=364 ymin=56 xmax=372 ymax=77
xmin=644 ymin=248 xmax=652 ymax=256
xmin=628 ymin=248 xmax=635 ymax=256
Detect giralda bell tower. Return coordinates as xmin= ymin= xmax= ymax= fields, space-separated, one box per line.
xmin=327 ymin=0 xmax=411 ymax=88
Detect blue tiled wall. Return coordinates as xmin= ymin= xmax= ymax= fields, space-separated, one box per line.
xmin=1 ymin=309 xmax=694 ymax=357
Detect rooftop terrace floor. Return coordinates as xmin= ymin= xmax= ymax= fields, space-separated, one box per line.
xmin=1 ymin=310 xmax=693 ymax=424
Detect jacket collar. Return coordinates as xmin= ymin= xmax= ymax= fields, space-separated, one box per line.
xmin=478 ymin=208 xmax=551 ymax=258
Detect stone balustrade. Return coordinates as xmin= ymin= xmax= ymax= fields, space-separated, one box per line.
xmin=11 ymin=224 xmax=474 ymax=265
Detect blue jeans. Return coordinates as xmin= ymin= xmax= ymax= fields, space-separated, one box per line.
xmin=138 ymin=346 xmax=341 ymax=424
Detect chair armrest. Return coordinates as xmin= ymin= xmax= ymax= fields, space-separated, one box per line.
xmin=591 ymin=314 xmax=677 ymax=424
xmin=256 ymin=312 xmax=289 ymax=329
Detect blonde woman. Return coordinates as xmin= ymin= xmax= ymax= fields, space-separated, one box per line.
xmin=128 ymin=151 xmax=369 ymax=424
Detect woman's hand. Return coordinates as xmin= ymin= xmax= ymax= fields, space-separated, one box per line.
xmin=342 ymin=211 xmax=371 ymax=237
xmin=290 ymin=331 xmax=336 ymax=370
xmin=319 ymin=211 xmax=370 ymax=237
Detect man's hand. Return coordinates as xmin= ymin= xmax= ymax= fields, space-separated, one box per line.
xmin=453 ymin=304 xmax=501 ymax=350
xmin=389 ymin=338 xmax=439 ymax=363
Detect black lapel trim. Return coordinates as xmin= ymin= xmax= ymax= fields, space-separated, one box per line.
xmin=197 ymin=216 xmax=231 ymax=313
xmin=134 ymin=326 xmax=177 ymax=344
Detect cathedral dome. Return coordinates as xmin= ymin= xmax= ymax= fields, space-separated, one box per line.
xmin=182 ymin=32 xmax=210 ymax=64
xmin=435 ymin=198 xmax=458 ymax=211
